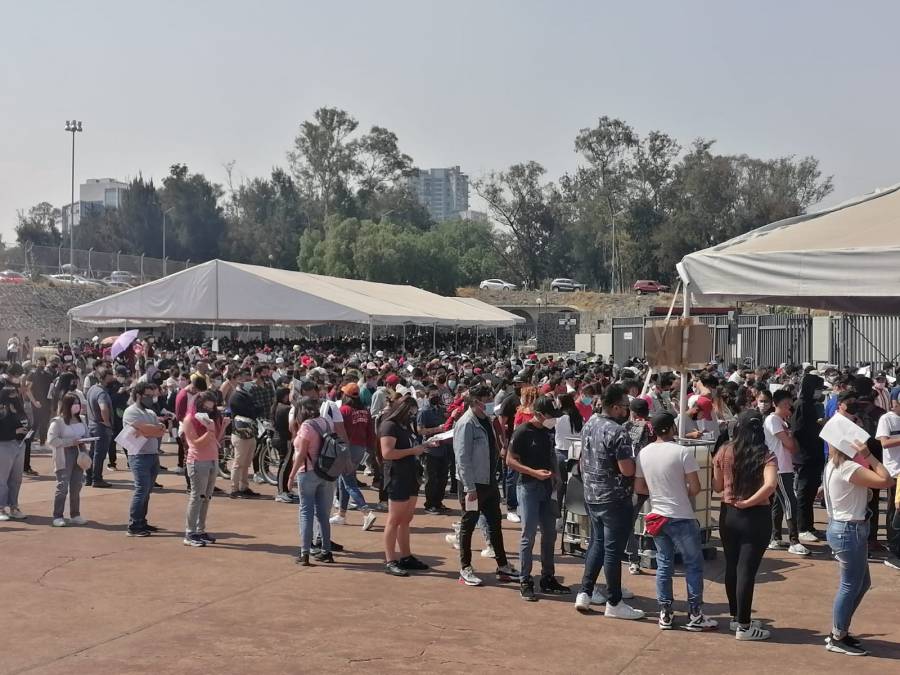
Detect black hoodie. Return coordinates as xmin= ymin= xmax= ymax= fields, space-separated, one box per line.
xmin=791 ymin=373 xmax=825 ymax=465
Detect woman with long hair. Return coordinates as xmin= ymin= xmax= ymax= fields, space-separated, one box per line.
xmin=287 ymin=396 xmax=336 ymax=566
xmin=554 ymin=393 xmax=583 ymax=508
xmin=379 ymin=396 xmax=432 ymax=576
xmin=48 ymin=393 xmax=88 ymax=527
xmin=821 ymin=404 xmax=893 ymax=656
xmin=182 ymin=390 xmax=228 ymax=547
xmin=514 ymin=386 xmax=538 ymax=427
xmin=712 ymin=410 xmax=778 ymax=641
xmin=271 ymin=387 xmax=295 ymax=504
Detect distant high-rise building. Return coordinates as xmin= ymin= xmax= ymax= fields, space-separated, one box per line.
xmin=60 ymin=177 xmax=128 ymax=235
xmin=407 ymin=166 xmax=469 ymax=222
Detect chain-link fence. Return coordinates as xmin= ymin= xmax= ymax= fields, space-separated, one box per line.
xmin=0 ymin=244 xmax=193 ymax=284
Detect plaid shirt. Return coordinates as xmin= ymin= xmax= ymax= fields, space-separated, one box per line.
xmin=248 ymin=379 xmax=276 ymax=420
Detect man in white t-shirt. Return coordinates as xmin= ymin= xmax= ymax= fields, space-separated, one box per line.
xmin=875 ymin=390 xmax=900 ymax=569
xmin=635 ymin=412 xmax=716 ymax=632
xmin=764 ymin=390 xmax=809 ymax=555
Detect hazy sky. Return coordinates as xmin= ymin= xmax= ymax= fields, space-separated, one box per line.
xmin=3 ymin=0 xmax=899 ymax=246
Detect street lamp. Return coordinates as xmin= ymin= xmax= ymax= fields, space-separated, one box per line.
xmin=64 ymin=120 xmax=83 ymax=272
xmin=162 ymin=207 xmax=175 ymax=276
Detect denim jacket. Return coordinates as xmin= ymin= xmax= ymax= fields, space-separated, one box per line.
xmin=453 ymin=408 xmax=494 ymax=493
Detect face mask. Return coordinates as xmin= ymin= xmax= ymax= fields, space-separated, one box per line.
xmin=116 ymin=376 xmax=126 ymax=383
xmin=757 ymin=402 xmax=770 ymax=413
xmin=71 ymin=404 xmax=82 ymax=415
xmin=581 ymin=396 xmax=592 ymax=406
xmin=844 ymin=402 xmax=858 ymax=415
xmin=463 ymin=369 xmax=473 ymax=377
xmin=140 ymin=395 xmax=155 ymax=408
xmin=212 ymin=379 xmax=222 ymax=389
xmin=448 ymin=380 xmax=457 ymax=391
xmin=483 ymin=402 xmax=496 ymax=416
xmin=542 ymin=417 xmax=557 ymax=429
xmin=203 ymin=406 xmax=216 ymax=415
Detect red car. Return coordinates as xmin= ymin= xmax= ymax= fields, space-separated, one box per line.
xmin=0 ymin=270 xmax=27 ymax=284
xmin=633 ymin=279 xmax=669 ymax=295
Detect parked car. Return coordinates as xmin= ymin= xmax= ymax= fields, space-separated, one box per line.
xmin=479 ymin=278 xmax=517 ymax=291
xmin=45 ymin=273 xmax=103 ymax=287
xmin=109 ymin=270 xmax=136 ymax=285
xmin=102 ymin=279 xmax=133 ymax=290
xmin=550 ymin=278 xmax=586 ymax=292
xmin=0 ymin=270 xmax=27 ymax=284
xmin=633 ymin=279 xmax=669 ymax=295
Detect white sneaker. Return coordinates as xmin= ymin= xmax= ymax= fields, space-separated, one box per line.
xmin=730 ymin=618 xmax=762 ymax=632
xmin=684 ymin=613 xmax=719 ymax=632
xmin=574 ymin=592 xmax=592 ymax=613
xmin=506 ymin=512 xmax=521 ymax=523
xmin=458 ymin=566 xmax=483 ymax=586
xmin=361 ymin=511 xmax=377 ymax=531
xmin=736 ymin=625 xmax=771 ymax=641
xmin=445 ymin=533 xmax=460 ymax=550
xmin=0 ymin=509 xmax=10 ymax=522
xmin=329 ymin=514 xmax=346 ymax=526
xmin=364 ymin=468 xmax=374 ymax=476
xmin=788 ymin=543 xmax=811 ymax=556
xmin=767 ymin=539 xmax=787 ymax=550
xmin=620 ymin=584 xmax=635 ymax=600
xmin=628 ymin=562 xmax=642 ymax=575
xmin=8 ymin=507 xmax=26 ymax=520
xmin=798 ymin=531 xmax=819 ymax=543
xmin=591 ymin=588 xmax=608 ymax=605
xmin=70 ymin=515 xmax=87 ymax=526
xmin=605 ymin=601 xmax=645 ymax=620
xmin=52 ymin=517 xmax=67 ymax=527
xmin=481 ymin=546 xmax=496 ymax=558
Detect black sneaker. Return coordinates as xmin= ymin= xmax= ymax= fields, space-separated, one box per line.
xmin=424 ymin=506 xmax=442 ymax=515
xmin=199 ymin=533 xmax=216 ymax=544
xmin=126 ymin=528 xmax=150 ymax=537
xmin=230 ymin=491 xmax=247 ymax=499
xmin=384 ymin=560 xmax=409 ymax=577
xmin=826 ymin=635 xmax=868 ymax=656
xmin=539 ymin=575 xmax=571 ymax=595
xmin=313 ymin=538 xmax=344 ymax=552
xmin=659 ymin=607 xmax=674 ymax=630
xmin=241 ymin=488 xmax=260 ymax=497
xmin=183 ymin=534 xmax=206 ymax=547
xmin=296 ymin=553 xmax=312 ymax=566
xmin=213 ymin=486 xmax=225 ymax=494
xmin=398 ymin=555 xmax=429 ymax=571
xmin=93 ymin=480 xmax=113 ymax=488
xmin=313 ymin=551 xmax=335 ymax=563
xmin=24 ymin=468 xmax=38 ymax=477
xmin=144 ymin=524 xmax=161 ymax=532
xmin=520 ymin=577 xmax=537 ymax=602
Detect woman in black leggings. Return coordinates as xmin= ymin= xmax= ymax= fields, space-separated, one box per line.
xmin=713 ymin=410 xmax=778 ymax=641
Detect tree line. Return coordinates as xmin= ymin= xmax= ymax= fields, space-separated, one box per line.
xmin=9 ymin=108 xmax=833 ymax=293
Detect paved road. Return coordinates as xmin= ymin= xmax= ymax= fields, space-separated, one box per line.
xmin=2 ymin=446 xmax=899 ymax=674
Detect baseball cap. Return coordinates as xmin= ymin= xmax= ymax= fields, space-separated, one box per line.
xmin=630 ymin=398 xmax=649 ymax=417
xmin=375 ymin=350 xmax=385 ymax=358
xmin=385 ymin=374 xmax=400 ymax=386
xmin=532 ymin=396 xmax=559 ymax=417
xmin=341 ymin=382 xmax=360 ymax=397
xmin=650 ymin=412 xmax=675 ymax=433
xmin=275 ymin=357 xmax=284 ymax=364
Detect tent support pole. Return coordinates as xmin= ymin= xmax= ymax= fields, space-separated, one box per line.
xmin=432 ymin=323 xmax=436 ymax=353
xmin=368 ymin=320 xmax=373 ymax=354
xmin=475 ymin=325 xmax=479 ymax=353
xmin=678 ymin=282 xmax=691 ymax=438
xmin=68 ymin=318 xmax=72 ymax=346
xmin=402 ymin=324 xmax=406 ymax=353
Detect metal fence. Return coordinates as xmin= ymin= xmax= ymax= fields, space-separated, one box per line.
xmin=613 ymin=314 xmax=812 ymax=367
xmin=830 ymin=315 xmax=900 ymax=366
xmin=0 ymin=244 xmax=193 ymax=283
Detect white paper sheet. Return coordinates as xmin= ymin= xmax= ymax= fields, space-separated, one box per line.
xmin=819 ymin=414 xmax=869 ymax=457
xmin=115 ymin=425 xmax=149 ymax=454
xmin=430 ymin=429 xmax=454 ymax=442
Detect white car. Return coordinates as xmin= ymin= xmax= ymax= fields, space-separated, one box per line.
xmin=45 ymin=273 xmax=103 ymax=287
xmin=550 ymin=278 xmax=586 ymax=292
xmin=479 ymin=278 xmax=517 ymax=291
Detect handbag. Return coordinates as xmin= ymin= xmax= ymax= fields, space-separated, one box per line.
xmin=76 ymin=450 xmax=92 ymax=471
xmin=643 ymin=512 xmax=670 ymax=537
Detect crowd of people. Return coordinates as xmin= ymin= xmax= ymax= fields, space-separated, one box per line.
xmin=1 ymin=335 xmax=898 ymax=656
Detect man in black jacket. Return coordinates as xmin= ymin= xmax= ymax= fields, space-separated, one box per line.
xmin=791 ymin=373 xmax=825 ymax=542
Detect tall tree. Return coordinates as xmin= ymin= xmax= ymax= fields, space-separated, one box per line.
xmin=15 ymin=202 xmax=62 ymax=247
xmin=160 ymin=163 xmax=227 ymax=262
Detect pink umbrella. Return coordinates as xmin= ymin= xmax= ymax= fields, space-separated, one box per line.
xmin=110 ymin=329 xmax=139 ymax=360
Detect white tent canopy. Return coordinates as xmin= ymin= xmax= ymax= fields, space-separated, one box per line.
xmin=67 ymin=259 xmax=524 ymax=328
xmin=676 ymin=183 xmax=900 ymax=313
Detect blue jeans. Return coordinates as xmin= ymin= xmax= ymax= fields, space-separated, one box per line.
xmin=298 ymin=471 xmax=335 ymax=554
xmin=580 ymin=497 xmax=632 ymax=605
xmin=88 ymin=425 xmax=113 ymax=484
xmin=504 ymin=467 xmax=518 ymax=510
xmin=517 ymin=480 xmax=558 ymax=579
xmin=826 ymin=519 xmax=871 ymax=635
xmin=653 ymin=518 xmax=705 ymax=613
xmin=128 ymin=453 xmax=159 ymax=531
xmin=338 ymin=445 xmax=368 ymax=512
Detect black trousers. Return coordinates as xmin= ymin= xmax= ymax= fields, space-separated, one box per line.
xmin=274 ymin=436 xmax=292 ymax=494
xmin=794 ymin=461 xmax=824 ymax=534
xmin=458 ymin=483 xmax=508 ymax=569
xmin=32 ymin=404 xmax=52 ymax=445
xmin=423 ymin=453 xmax=451 ymax=509
xmin=720 ymin=503 xmax=771 ymax=625
xmin=772 ymin=471 xmax=799 ymax=544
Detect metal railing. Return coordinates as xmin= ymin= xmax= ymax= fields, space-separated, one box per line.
xmin=0 ymin=244 xmax=193 ymax=284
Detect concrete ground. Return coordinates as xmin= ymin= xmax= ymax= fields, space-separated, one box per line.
xmin=2 ymin=444 xmax=899 ymax=675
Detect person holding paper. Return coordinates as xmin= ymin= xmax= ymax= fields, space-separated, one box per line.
xmin=765 ymin=390 xmax=809 ymax=556
xmin=122 ymin=383 xmax=167 ymax=537
xmin=822 ymin=438 xmax=893 ymax=656
xmin=47 ymin=393 xmax=88 ymax=527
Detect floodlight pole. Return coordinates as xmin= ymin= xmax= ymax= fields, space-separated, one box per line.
xmin=368 ymin=320 xmax=373 ymax=354
xmin=677 ymin=281 xmax=691 ymax=438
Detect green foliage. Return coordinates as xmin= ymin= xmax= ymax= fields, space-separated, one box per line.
xmin=160 ymin=163 xmax=227 ymax=261
xmin=15 ymin=202 xmax=62 ymax=247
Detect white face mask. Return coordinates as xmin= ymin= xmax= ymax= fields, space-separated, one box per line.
xmin=483 ymin=402 xmax=496 ymax=416
xmin=542 ymin=417 xmax=557 ymax=430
